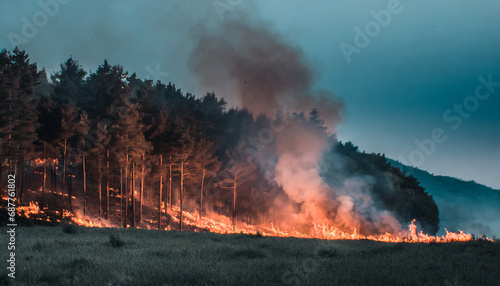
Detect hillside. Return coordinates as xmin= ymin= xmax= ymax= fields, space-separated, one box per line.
xmin=1 ymin=48 xmax=441 ymax=239
xmin=388 ymin=159 xmax=500 ymax=237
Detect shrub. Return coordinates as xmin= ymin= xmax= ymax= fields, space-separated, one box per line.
xmin=67 ymin=258 xmax=95 ymax=272
xmin=32 ymin=241 xmax=43 ymax=252
xmin=109 ymin=234 xmax=125 ymax=248
xmin=250 ymin=231 xmax=263 ymax=238
xmin=231 ymin=248 xmax=266 ymax=259
xmin=0 ymin=274 xmax=10 ymax=285
xmin=62 ymin=223 xmax=78 ymax=234
xmin=317 ymin=248 xmax=339 ymax=258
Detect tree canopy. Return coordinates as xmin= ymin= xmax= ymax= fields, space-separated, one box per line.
xmin=0 ymin=48 xmax=440 ymax=234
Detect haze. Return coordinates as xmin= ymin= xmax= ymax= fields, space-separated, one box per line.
xmin=1 ymin=0 xmax=499 ymax=189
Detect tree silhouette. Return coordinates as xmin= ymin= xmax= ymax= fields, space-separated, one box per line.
xmin=0 ymin=52 xmax=444 ymax=236
xmin=0 ymin=48 xmax=39 ymax=203
xmin=219 ymin=156 xmax=257 ymax=230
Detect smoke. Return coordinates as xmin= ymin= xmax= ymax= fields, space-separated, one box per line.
xmin=273 ymin=122 xmax=402 ymax=235
xmin=273 ymin=123 xmax=332 ymax=229
xmin=189 ymin=18 xmax=404 ymax=236
xmin=188 ymin=19 xmax=342 ymax=130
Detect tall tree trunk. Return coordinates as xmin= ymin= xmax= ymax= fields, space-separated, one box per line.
xmin=163 ymin=177 xmax=167 ymax=217
xmin=0 ymin=158 xmax=3 ymax=187
xmin=42 ymin=142 xmax=46 ymax=205
xmin=120 ymin=167 xmax=123 ymax=226
xmin=140 ymin=153 xmax=144 ymax=223
xmin=62 ymin=138 xmax=67 ymax=212
xmin=83 ymin=140 xmax=87 ymax=216
xmin=158 ymin=155 xmax=163 ymax=230
xmin=233 ymin=173 xmax=236 ymax=231
xmin=8 ymin=134 xmax=12 ymax=176
xmin=7 ymin=90 xmax=12 ymax=177
xmin=20 ymin=163 xmax=24 ymax=204
xmin=131 ymin=161 xmax=135 ymax=228
xmin=179 ymin=160 xmax=184 ymax=231
xmin=199 ymin=168 xmax=205 ymax=220
xmin=19 ymin=154 xmax=25 ymax=205
xmin=169 ymin=158 xmax=172 ymax=210
xmin=58 ymin=159 xmax=63 ymax=219
xmin=68 ymin=161 xmax=73 ymax=213
xmin=19 ymin=149 xmax=26 ymax=205
xmin=50 ymin=159 xmax=53 ymax=193
xmin=98 ymin=157 xmax=102 ymax=219
xmin=13 ymin=159 xmax=17 ymax=200
xmin=106 ymin=150 xmax=110 ymax=220
xmin=124 ymin=147 xmax=128 ymax=228
xmin=53 ymin=160 xmax=56 ymax=194
xmin=31 ymin=159 xmax=35 ymax=189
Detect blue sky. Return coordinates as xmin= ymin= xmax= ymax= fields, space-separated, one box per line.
xmin=1 ymin=0 xmax=499 ymax=188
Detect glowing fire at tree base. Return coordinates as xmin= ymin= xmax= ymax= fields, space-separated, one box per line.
xmin=11 ymin=198 xmax=490 ymax=243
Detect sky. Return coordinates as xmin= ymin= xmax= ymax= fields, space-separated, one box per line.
xmin=1 ymin=0 xmax=499 ymax=189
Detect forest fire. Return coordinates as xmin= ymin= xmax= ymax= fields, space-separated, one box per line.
xmin=150 ymin=208 xmax=484 ymax=243
xmin=0 ymin=42 xmax=494 ymax=260
xmin=10 ymin=195 xmax=485 ymax=243
xmin=17 ymin=201 xmax=41 ymax=219
xmin=1 ymin=1 xmax=499 ymax=284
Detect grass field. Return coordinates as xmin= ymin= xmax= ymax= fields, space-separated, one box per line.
xmin=1 ymin=225 xmax=499 ymax=286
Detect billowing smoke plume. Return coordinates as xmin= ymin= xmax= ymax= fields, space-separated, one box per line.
xmin=189 ymin=19 xmax=402 ymax=235
xmin=188 ymin=20 xmax=342 ymax=130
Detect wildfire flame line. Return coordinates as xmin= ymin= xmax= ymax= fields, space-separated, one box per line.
xmin=11 ymin=199 xmax=491 ymax=243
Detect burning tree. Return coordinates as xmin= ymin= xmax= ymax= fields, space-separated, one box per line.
xmin=191 ymin=139 xmax=220 ymax=221
xmin=89 ymin=121 xmax=112 ymax=220
xmin=110 ymin=88 xmax=151 ymax=228
xmin=51 ymin=58 xmax=86 ymax=214
xmin=58 ymin=105 xmax=78 ymax=214
xmin=0 ymin=48 xmax=449 ymax=242
xmin=219 ymin=156 xmax=257 ymax=231
xmin=76 ymin=111 xmax=91 ymax=215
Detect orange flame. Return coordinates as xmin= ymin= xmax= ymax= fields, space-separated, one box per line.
xmin=8 ymin=197 xmax=491 ymax=243
xmin=17 ymin=201 xmax=42 ymax=219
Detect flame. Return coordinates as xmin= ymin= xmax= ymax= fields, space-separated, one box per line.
xmin=5 ymin=196 xmax=491 ymax=243
xmin=68 ymin=215 xmax=105 ymax=228
xmin=162 ymin=207 xmax=485 ymax=243
xmin=34 ymin=158 xmax=59 ymax=165
xmin=17 ymin=201 xmax=42 ymax=219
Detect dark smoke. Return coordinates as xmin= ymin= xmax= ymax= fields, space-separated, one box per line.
xmin=189 ymin=19 xmax=343 ymax=130
xmin=189 ymin=19 xmax=405 ymax=236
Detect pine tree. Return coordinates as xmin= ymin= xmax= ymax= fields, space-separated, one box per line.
xmin=51 ymin=58 xmax=86 ymax=213
xmin=91 ymin=121 xmax=111 ymax=219
xmin=85 ymin=60 xmax=127 ymax=118
xmin=158 ymin=155 xmax=164 ymax=229
xmin=219 ymin=158 xmax=257 ymax=231
xmin=59 ymin=105 xmax=77 ymax=213
xmin=0 ymin=48 xmax=39 ymax=203
xmin=0 ymin=50 xmax=10 ymax=183
xmin=308 ymin=108 xmax=327 ymax=131
xmin=191 ymin=139 xmax=220 ymax=220
xmin=173 ymin=129 xmax=196 ymax=231
xmin=51 ymin=57 xmax=87 ymax=106
xmin=109 ymin=71 xmax=151 ymax=228
xmin=76 ymin=112 xmax=91 ymax=215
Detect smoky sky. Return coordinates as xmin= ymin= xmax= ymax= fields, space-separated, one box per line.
xmin=188 ymin=19 xmax=343 ymax=129
xmin=1 ymin=0 xmax=499 ymax=189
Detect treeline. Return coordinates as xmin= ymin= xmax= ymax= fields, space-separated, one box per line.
xmin=0 ymin=48 xmax=439 ymax=234
xmin=0 ymin=48 xmax=286 ymax=230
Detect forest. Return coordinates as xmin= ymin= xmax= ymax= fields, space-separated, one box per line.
xmin=0 ymin=48 xmax=440 ymax=235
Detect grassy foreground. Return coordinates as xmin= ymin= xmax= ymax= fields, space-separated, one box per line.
xmin=1 ymin=226 xmax=499 ymax=286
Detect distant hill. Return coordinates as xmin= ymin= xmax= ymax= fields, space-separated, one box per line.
xmin=388 ymin=159 xmax=500 ymax=237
